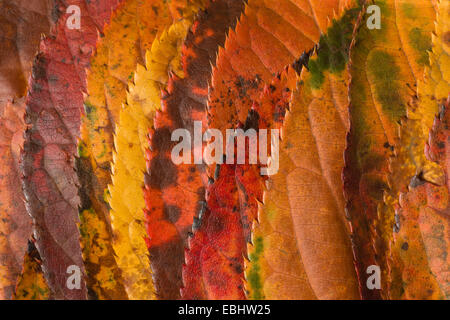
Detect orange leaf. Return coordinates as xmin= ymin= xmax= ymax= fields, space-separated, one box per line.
xmin=182 ymin=66 xmax=297 ymax=299
xmin=394 ymin=96 xmax=450 ymax=299
xmin=245 ymin=3 xmax=363 ymax=299
xmin=208 ymin=0 xmax=353 ymax=136
xmin=144 ymin=0 xmax=246 ymax=299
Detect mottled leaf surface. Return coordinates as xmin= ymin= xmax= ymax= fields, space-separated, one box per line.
xmin=0 ymin=0 xmax=52 ymax=107
xmin=394 ymin=96 xmax=450 ymax=299
xmin=343 ymin=0 xmax=437 ymax=299
xmin=413 ymin=0 xmax=450 ymax=140
xmin=246 ymin=3 xmax=362 ymax=300
xmin=144 ymin=0 xmax=246 ymax=299
xmin=107 ymin=19 xmax=194 ymax=300
xmin=0 ymin=0 xmax=51 ymax=300
xmin=21 ymin=0 xmax=121 ymax=300
xmin=182 ymin=163 xmax=250 ymax=299
xmin=76 ymin=0 xmax=190 ymax=299
xmin=204 ymin=2 xmax=354 ymax=297
xmin=387 ymin=0 xmax=450 ymax=300
xmin=208 ymin=0 xmax=353 ymax=136
xmin=182 ymin=66 xmax=297 ymax=299
xmin=13 ymin=240 xmax=50 ymax=300
xmin=0 ymin=100 xmax=29 ymax=299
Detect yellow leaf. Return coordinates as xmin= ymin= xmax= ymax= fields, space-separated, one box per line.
xmin=107 ymin=19 xmax=194 ymax=300
xmin=77 ymin=0 xmax=172 ymax=299
xmin=413 ymin=0 xmax=450 ymax=139
xmin=77 ymin=0 xmax=207 ymax=299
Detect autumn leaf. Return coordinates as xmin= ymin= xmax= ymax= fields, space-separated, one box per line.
xmin=199 ymin=0 xmax=356 ymax=297
xmin=0 ymin=100 xmax=29 ymax=299
xmin=182 ymin=163 xmax=254 ymax=300
xmin=181 ymin=64 xmax=297 ymax=300
xmin=207 ymin=0 xmax=354 ymax=136
xmin=76 ymin=0 xmax=193 ymax=300
xmin=21 ymin=0 xmax=121 ymax=300
xmin=4 ymin=0 xmax=446 ymax=301
xmin=245 ymin=3 xmax=363 ymax=300
xmin=106 ymin=18 xmax=195 ymax=300
xmin=386 ymin=0 xmax=450 ymax=300
xmin=13 ymin=239 xmax=50 ymax=300
xmin=193 ymin=0 xmax=356 ymax=299
xmin=393 ymin=95 xmax=450 ymax=300
xmin=413 ymin=0 xmax=450 ymax=141
xmin=0 ymin=0 xmax=51 ymax=300
xmin=421 ymin=95 xmax=450 ymax=298
xmin=76 ymin=0 xmax=213 ymax=299
xmin=343 ymin=0 xmax=437 ymax=299
xmin=0 ymin=0 xmax=52 ymax=107
xmin=394 ymin=179 xmax=448 ymax=300
xmin=143 ymin=0 xmax=246 ymax=299
xmin=0 ymin=3 xmax=53 ymax=297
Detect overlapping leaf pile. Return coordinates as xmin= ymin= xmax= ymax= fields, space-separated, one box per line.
xmin=0 ymin=0 xmax=448 ymax=300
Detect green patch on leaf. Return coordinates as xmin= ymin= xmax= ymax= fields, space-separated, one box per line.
xmin=247 ymin=236 xmax=264 ymax=300
xmin=308 ymin=7 xmax=361 ymax=89
xmin=409 ymin=27 xmax=432 ymax=66
xmin=84 ymin=101 xmax=98 ymax=124
xmin=367 ymin=50 xmax=405 ymax=121
xmin=77 ymin=142 xmax=89 ymax=158
xmin=401 ymin=2 xmax=415 ymax=19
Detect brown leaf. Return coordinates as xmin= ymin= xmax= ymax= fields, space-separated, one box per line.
xmin=0 ymin=0 xmax=52 ymax=107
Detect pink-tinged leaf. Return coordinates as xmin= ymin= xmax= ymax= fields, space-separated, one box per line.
xmin=21 ymin=0 xmax=121 ymax=300
xmin=0 ymin=100 xmax=29 ymax=299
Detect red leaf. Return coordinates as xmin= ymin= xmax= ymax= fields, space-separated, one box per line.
xmin=21 ymin=0 xmax=121 ymax=299
xmin=182 ymin=67 xmax=297 ymax=299
xmin=182 ymin=163 xmax=249 ymax=299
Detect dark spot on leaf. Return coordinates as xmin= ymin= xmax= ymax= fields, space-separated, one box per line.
xmin=410 ymin=174 xmax=426 ymax=188
xmin=147 ymin=156 xmax=178 ymax=189
xmin=148 ymin=240 xmax=184 ymax=299
xmin=244 ymin=109 xmax=260 ymax=131
xmin=152 ymin=127 xmax=174 ymax=153
xmin=214 ymin=163 xmax=221 ymax=181
xmin=75 ymin=157 xmax=93 ymax=211
xmin=32 ymin=55 xmax=47 ymax=81
xmin=443 ymin=32 xmax=450 ymax=46
xmin=163 ymin=205 xmax=181 ymax=224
